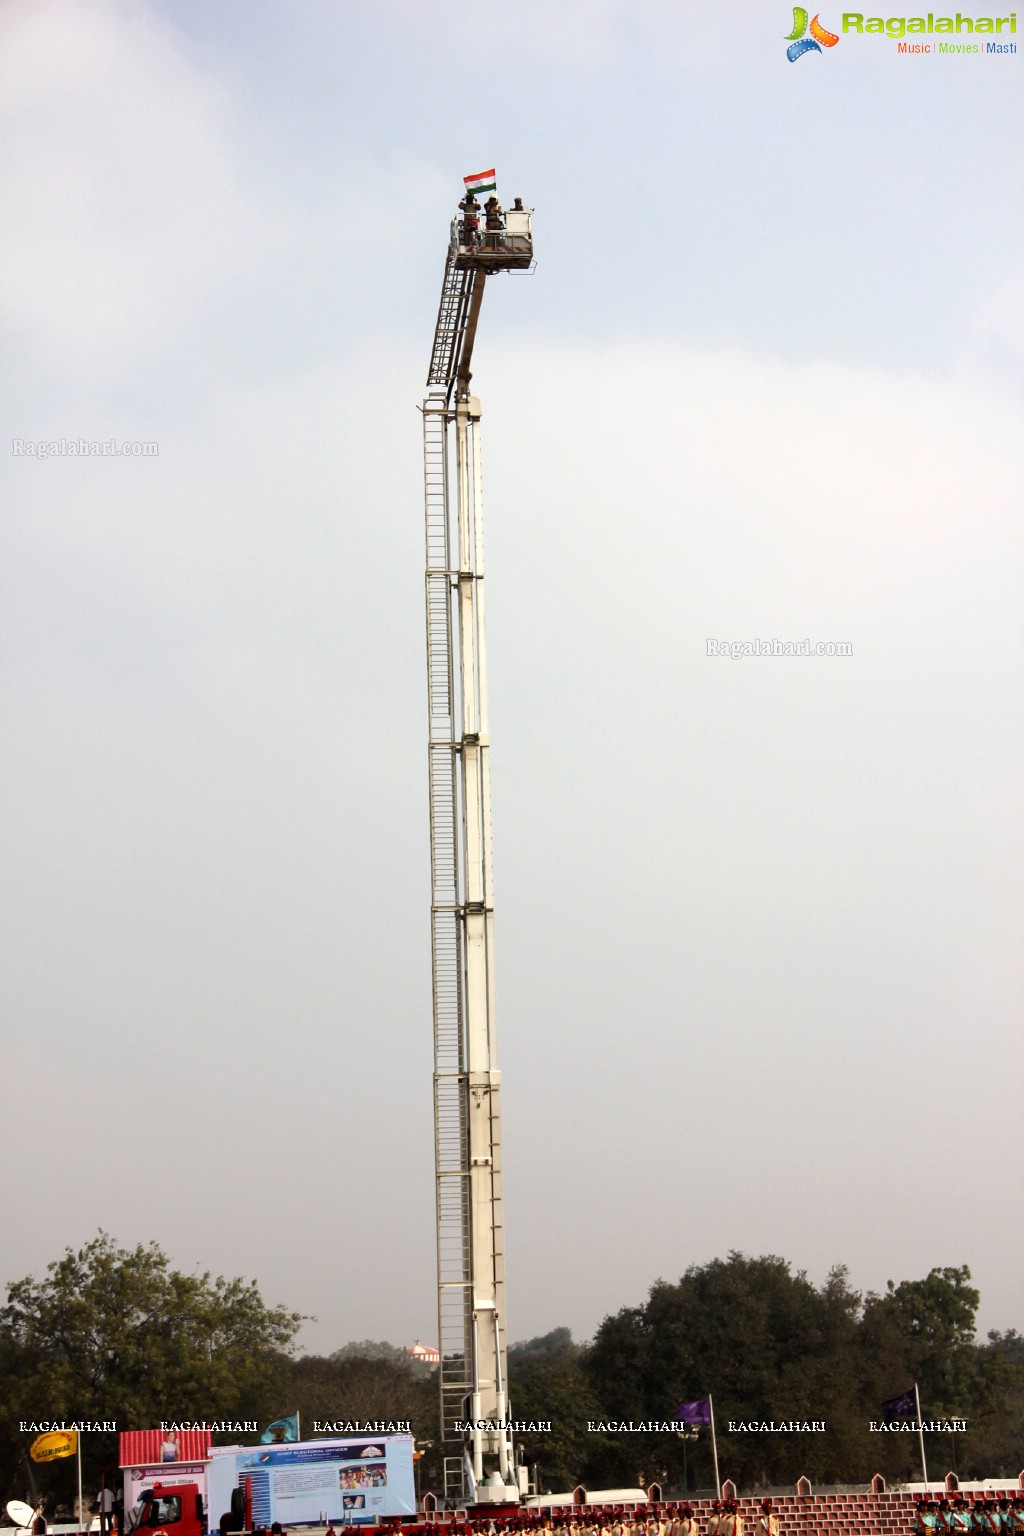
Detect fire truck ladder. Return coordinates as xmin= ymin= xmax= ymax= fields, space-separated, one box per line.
xmin=423 ymin=231 xmax=513 ymax=1506
xmin=428 ymin=248 xmax=476 ymax=394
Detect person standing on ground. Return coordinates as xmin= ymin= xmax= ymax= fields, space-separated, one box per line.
xmin=947 ymin=1499 xmax=971 ymax=1533
xmin=96 ymin=1487 xmax=114 ymax=1536
xmin=719 ymin=1501 xmax=743 ymax=1536
xmin=756 ymin=1499 xmax=779 ymax=1536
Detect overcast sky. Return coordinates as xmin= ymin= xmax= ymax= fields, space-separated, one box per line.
xmin=1 ymin=0 xmax=1021 ymax=1367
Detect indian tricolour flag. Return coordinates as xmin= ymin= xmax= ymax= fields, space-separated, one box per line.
xmin=463 ymin=168 xmax=496 ymax=196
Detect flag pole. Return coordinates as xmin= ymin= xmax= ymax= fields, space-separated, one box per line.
xmin=708 ymin=1396 xmax=721 ymax=1500
xmin=914 ymin=1383 xmax=928 ymax=1488
xmin=76 ymin=1433 xmax=83 ymax=1536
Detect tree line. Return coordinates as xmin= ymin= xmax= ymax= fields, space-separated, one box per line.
xmin=509 ymin=1258 xmax=1022 ymax=1490
xmin=1 ymin=1237 xmax=1020 ymax=1509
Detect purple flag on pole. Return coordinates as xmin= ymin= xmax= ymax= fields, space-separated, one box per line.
xmin=676 ymin=1399 xmax=711 ymax=1426
xmin=880 ymin=1389 xmax=916 ymax=1422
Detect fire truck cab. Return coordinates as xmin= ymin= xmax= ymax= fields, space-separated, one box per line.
xmin=126 ymin=1484 xmax=205 ymax=1536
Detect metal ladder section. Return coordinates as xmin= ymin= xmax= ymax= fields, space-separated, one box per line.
xmin=428 ymin=251 xmax=475 ymax=395
xmin=423 ymin=390 xmax=474 ymax=1491
xmin=443 ymin=1457 xmax=467 ymax=1508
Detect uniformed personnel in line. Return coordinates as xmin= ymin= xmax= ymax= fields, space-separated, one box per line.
xmin=947 ymin=1498 xmax=972 ymax=1532
xmin=756 ymin=1498 xmax=779 ymax=1536
xmin=718 ymin=1498 xmax=744 ymax=1536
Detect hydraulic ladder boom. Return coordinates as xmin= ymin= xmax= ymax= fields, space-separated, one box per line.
xmin=422 ymin=190 xmax=532 ymax=1506
xmin=427 ymin=249 xmax=486 ymax=402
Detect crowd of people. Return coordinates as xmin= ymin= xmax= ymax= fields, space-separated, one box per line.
xmin=912 ymin=1496 xmax=1024 ymax=1531
xmin=338 ymin=1467 xmax=387 ymax=1490
xmin=376 ymin=1496 xmax=1024 ymax=1536
xmin=24 ymin=1488 xmax=1024 ymax=1536
xmin=415 ymin=1502 xmax=780 ymax=1536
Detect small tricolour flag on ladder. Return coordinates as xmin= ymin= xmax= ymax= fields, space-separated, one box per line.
xmin=463 ymin=168 xmax=496 ymax=196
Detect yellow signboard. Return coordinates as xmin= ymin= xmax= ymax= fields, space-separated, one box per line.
xmin=30 ymin=1430 xmax=78 ymax=1463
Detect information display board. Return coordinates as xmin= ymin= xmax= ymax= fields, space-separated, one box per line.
xmin=206 ymin=1438 xmax=415 ymax=1528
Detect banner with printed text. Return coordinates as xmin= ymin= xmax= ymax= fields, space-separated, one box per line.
xmin=206 ymin=1437 xmax=415 ymax=1527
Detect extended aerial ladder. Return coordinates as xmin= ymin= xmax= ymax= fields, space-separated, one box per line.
xmin=422 ymin=189 xmax=533 ymax=1506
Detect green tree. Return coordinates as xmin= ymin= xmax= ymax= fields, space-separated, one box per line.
xmin=959 ymin=1329 xmax=1024 ymax=1479
xmin=292 ymin=1352 xmax=434 ymax=1427
xmin=858 ymin=1265 xmax=981 ymax=1484
xmin=0 ymin=1233 xmax=303 ymax=1499
xmin=882 ymin=1266 xmax=979 ymax=1402
xmin=586 ymin=1254 xmax=870 ymax=1488
xmin=508 ymin=1329 xmax=600 ymax=1493
xmin=329 ymin=1340 xmax=411 ymax=1365
xmin=582 ymin=1257 xmax=1007 ymax=1491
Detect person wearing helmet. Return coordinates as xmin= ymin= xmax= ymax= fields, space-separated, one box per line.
xmin=458 ymin=193 xmax=480 ymax=247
